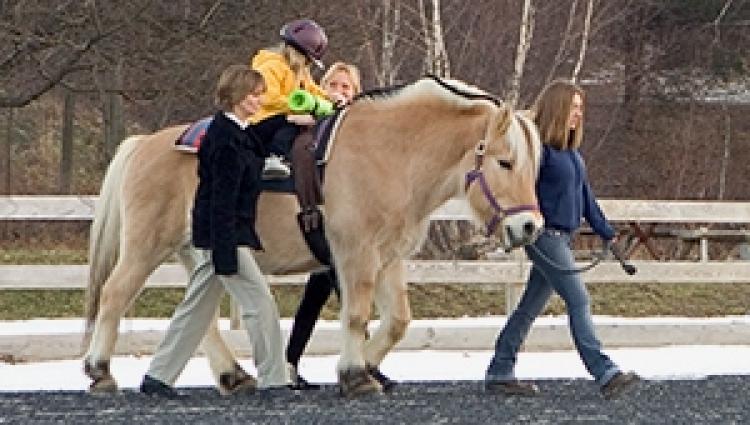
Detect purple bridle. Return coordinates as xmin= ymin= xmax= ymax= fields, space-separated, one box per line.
xmin=464 ymin=140 xmax=538 ymax=236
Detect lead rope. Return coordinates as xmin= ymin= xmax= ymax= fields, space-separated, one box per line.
xmin=526 ymin=239 xmax=637 ymax=275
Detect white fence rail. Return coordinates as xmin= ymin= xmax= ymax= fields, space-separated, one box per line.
xmin=4 ymin=195 xmax=750 ymax=222
xmin=3 ymin=261 xmax=750 ymax=291
xmin=2 ymin=196 xmax=750 ymax=359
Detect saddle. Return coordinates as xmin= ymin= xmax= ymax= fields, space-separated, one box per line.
xmin=175 ymin=110 xmax=347 ymax=266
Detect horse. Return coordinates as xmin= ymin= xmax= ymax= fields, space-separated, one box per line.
xmin=82 ymin=76 xmax=544 ymax=398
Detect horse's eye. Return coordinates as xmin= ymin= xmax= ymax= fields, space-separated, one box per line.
xmin=497 ymin=159 xmax=513 ymax=170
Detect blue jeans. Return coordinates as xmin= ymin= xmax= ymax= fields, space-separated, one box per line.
xmin=486 ymin=229 xmax=620 ymax=387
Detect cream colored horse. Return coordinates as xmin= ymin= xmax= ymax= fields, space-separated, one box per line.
xmin=83 ymin=77 xmax=543 ymax=397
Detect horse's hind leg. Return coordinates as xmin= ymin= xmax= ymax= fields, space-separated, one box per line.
xmin=336 ymin=250 xmax=382 ymax=398
xmin=175 ymin=246 xmax=257 ymax=395
xmin=200 ymin=317 xmax=258 ymax=395
xmin=364 ymin=260 xmax=411 ymax=387
xmin=84 ymin=251 xmax=165 ymax=393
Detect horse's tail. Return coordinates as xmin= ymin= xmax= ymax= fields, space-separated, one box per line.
xmin=84 ymin=135 xmax=142 ymax=332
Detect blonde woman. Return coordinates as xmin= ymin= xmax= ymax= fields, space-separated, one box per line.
xmin=284 ymin=62 xmax=384 ymax=391
xmin=484 ymin=80 xmax=639 ymax=400
xmin=320 ymin=61 xmax=361 ymax=106
xmin=250 ymin=19 xmax=330 ymax=180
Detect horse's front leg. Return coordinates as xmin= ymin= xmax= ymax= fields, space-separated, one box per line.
xmin=364 ymin=259 xmax=410 ymax=388
xmin=336 ymin=251 xmax=382 ymax=398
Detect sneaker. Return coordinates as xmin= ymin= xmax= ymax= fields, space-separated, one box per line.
xmin=601 ymin=371 xmax=640 ymax=400
xmin=485 ymin=379 xmax=540 ymax=396
xmin=139 ymin=375 xmax=186 ymax=399
xmin=288 ymin=364 xmax=320 ymax=390
xmin=367 ymin=366 xmax=396 ymax=392
xmin=262 ymin=154 xmax=291 ymax=180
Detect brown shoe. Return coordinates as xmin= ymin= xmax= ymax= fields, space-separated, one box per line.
xmin=485 ymin=379 xmax=540 ymax=396
xmin=601 ymin=371 xmax=640 ymax=400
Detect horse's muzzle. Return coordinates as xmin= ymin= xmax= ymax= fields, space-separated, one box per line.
xmin=504 ymin=213 xmax=543 ymax=248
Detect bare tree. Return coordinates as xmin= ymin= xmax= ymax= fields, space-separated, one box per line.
xmin=508 ymin=0 xmax=535 ymax=107
xmin=570 ymin=0 xmax=594 ymax=83
xmin=59 ymin=89 xmax=75 ymax=194
xmin=718 ymin=104 xmax=732 ymax=200
xmin=0 ymin=2 xmax=148 ymax=108
xmin=380 ymin=0 xmax=403 ymax=85
xmin=712 ymin=0 xmax=734 ymax=45
xmin=544 ymin=0 xmax=579 ymax=86
xmin=356 ymin=0 xmax=405 ymax=86
xmin=417 ymin=0 xmax=451 ymax=77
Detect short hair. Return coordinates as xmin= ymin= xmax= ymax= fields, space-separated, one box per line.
xmin=322 ymin=62 xmax=362 ymax=95
xmin=214 ymin=65 xmax=265 ymax=111
xmin=532 ymin=79 xmax=584 ymax=150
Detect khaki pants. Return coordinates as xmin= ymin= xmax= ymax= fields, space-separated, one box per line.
xmin=147 ymin=246 xmax=289 ymax=388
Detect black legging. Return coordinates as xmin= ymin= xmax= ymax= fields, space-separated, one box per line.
xmin=252 ymin=115 xmax=300 ymax=158
xmin=286 ymin=268 xmax=340 ymax=367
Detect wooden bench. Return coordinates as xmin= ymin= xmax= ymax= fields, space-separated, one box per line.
xmin=595 ymin=200 xmax=750 ymax=262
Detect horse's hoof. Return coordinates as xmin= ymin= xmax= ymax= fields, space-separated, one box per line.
xmin=367 ymin=365 xmax=397 ymax=392
xmin=88 ymin=377 xmax=118 ymax=394
xmin=84 ymin=357 xmax=118 ymax=394
xmin=338 ymin=367 xmax=382 ymax=398
xmin=218 ymin=363 xmax=257 ymax=396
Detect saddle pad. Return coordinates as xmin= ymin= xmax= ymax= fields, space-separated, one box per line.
xmin=175 ymin=116 xmax=213 ymax=153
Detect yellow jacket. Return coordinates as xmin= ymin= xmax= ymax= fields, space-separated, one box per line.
xmin=250 ymin=49 xmax=327 ymax=123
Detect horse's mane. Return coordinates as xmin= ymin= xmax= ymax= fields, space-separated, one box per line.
xmin=352 ymin=75 xmax=540 ymax=172
xmin=353 ymin=75 xmax=503 ymax=108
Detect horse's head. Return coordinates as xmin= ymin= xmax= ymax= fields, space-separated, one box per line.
xmin=464 ymin=105 xmax=544 ymax=250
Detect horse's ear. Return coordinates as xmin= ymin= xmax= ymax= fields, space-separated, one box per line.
xmin=496 ymin=106 xmax=513 ymax=135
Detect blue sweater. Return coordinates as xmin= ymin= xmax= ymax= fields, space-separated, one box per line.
xmin=537 ymin=145 xmax=615 ymax=240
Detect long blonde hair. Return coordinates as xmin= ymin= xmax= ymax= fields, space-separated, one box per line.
xmin=274 ymin=43 xmax=312 ymax=89
xmin=321 ymin=62 xmax=362 ymax=95
xmin=532 ymin=79 xmax=584 ymax=150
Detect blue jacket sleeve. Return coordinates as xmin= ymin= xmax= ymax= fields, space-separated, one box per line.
xmin=210 ymin=146 xmax=242 ymax=274
xmin=583 ymin=179 xmax=616 ymax=241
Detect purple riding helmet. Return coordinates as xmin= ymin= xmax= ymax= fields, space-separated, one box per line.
xmin=280 ymin=19 xmax=328 ymax=69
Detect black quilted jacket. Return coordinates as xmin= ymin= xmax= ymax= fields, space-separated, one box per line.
xmin=192 ymin=112 xmax=265 ymax=274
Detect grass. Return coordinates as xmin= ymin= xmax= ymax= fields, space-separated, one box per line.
xmin=1 ymin=248 xmax=748 ymax=320
xmin=0 ymin=248 xmax=87 ymax=265
xmin=1 ymin=282 xmax=748 ymax=321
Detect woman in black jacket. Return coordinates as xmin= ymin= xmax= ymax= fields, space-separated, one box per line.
xmin=139 ymin=65 xmax=289 ymax=398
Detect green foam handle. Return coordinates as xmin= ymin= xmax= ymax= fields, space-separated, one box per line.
xmin=288 ymin=89 xmax=334 ymax=117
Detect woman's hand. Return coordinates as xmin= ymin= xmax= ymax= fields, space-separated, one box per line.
xmin=287 ymin=114 xmax=316 ymax=126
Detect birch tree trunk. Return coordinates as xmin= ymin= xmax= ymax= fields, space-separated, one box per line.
xmin=419 ymin=0 xmax=451 ymax=78
xmin=359 ymin=0 xmax=402 ymax=86
xmin=431 ymin=0 xmax=450 ymax=78
xmin=380 ymin=0 xmax=401 ymax=85
xmin=571 ymin=0 xmax=594 ymax=83
xmin=544 ymin=0 xmax=579 ymax=86
xmin=508 ymin=0 xmax=535 ymax=107
xmin=418 ymin=0 xmax=433 ymax=75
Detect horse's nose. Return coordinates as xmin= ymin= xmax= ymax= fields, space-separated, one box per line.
xmin=522 ymin=220 xmax=537 ymax=239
